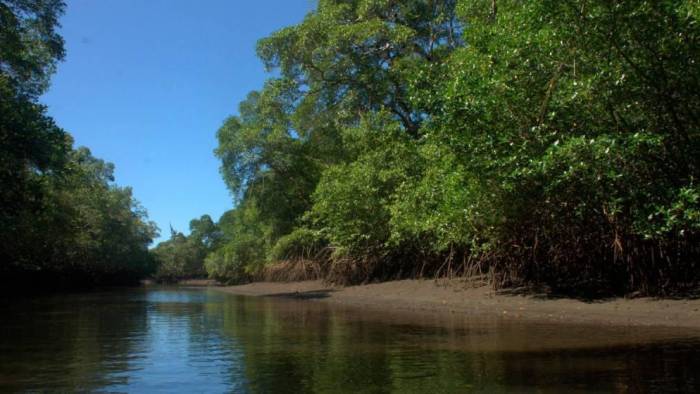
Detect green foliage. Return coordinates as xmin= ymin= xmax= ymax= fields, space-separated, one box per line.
xmin=56 ymin=148 xmax=158 ymax=282
xmin=269 ymin=228 xmax=326 ymax=261
xmin=257 ymin=0 xmax=460 ymax=137
xmin=151 ymin=215 xmax=223 ymax=283
xmin=0 ymin=0 xmax=159 ymax=290
xmin=444 ymin=0 xmax=699 ymax=292
xmin=310 ymin=113 xmax=417 ymax=257
xmin=204 ymin=243 xmax=249 ymax=284
xmin=0 ymin=0 xmax=66 ymax=98
xmin=0 ymin=0 xmax=72 ymax=275
xmin=203 ymin=198 xmax=271 ymax=283
xmin=206 ymin=0 xmax=461 ymax=283
xmin=189 ymin=214 xmax=223 ymax=249
xmin=152 ymin=232 xmax=204 ymax=283
xmin=389 ymin=139 xmax=485 ymax=253
xmin=2 ymin=146 xmax=159 ymax=288
xmin=215 ymin=82 xmax=323 ymax=239
xmin=204 ymin=0 xmax=700 ymax=294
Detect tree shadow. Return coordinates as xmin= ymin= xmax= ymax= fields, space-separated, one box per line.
xmin=495 ymin=285 xmax=618 ymax=303
xmin=495 ymin=284 xmax=700 ymax=302
xmin=266 ymin=289 xmax=337 ymax=300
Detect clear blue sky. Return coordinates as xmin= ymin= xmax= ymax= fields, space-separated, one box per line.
xmin=41 ymin=0 xmax=315 ymax=244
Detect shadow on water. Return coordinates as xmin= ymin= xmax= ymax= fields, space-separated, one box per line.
xmin=265 ymin=289 xmax=336 ymax=300
xmin=219 ymin=294 xmax=700 ymax=393
xmin=1 ymin=288 xmax=700 ymax=393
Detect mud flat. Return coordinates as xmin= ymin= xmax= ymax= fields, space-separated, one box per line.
xmin=220 ymin=279 xmax=700 ymax=329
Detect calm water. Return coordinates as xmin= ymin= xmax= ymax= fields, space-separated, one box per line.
xmin=1 ymin=288 xmax=700 ymax=393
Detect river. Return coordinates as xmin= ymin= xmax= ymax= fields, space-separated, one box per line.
xmin=1 ymin=288 xmax=699 ymax=393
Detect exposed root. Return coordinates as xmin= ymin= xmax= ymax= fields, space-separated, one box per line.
xmin=259 ymin=259 xmax=325 ymax=282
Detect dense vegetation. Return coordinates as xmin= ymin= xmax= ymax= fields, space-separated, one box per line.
xmin=4 ymin=0 xmax=698 ymax=296
xmin=151 ymin=215 xmax=221 ymax=282
xmin=188 ymin=0 xmax=700 ymax=296
xmin=0 ymin=0 xmax=158 ymax=290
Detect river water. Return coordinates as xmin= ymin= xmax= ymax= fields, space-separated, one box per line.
xmin=1 ymin=288 xmax=699 ymax=393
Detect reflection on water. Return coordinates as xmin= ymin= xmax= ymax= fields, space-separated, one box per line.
xmin=0 ymin=288 xmax=699 ymax=393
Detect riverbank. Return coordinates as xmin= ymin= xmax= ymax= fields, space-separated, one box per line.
xmin=141 ymin=278 xmax=220 ymax=287
xmin=219 ymin=279 xmax=700 ymax=329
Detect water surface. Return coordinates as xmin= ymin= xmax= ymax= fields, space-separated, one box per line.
xmin=1 ymin=288 xmax=699 ymax=393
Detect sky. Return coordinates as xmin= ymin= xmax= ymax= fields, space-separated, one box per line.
xmin=41 ymin=0 xmax=316 ymax=244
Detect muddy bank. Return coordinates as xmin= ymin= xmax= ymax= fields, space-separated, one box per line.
xmin=177 ymin=279 xmax=221 ymax=287
xmin=219 ymin=279 xmax=700 ymax=329
xmin=141 ymin=279 xmax=220 ymax=287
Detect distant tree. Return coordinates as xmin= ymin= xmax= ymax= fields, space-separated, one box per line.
xmin=189 ymin=214 xmax=222 ymax=251
xmin=151 ymin=216 xmax=221 ymax=282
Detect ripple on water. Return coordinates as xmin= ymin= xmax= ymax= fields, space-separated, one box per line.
xmin=1 ymin=288 xmax=699 ymax=393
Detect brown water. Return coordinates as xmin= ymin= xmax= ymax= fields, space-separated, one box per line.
xmin=1 ymin=288 xmax=699 ymax=393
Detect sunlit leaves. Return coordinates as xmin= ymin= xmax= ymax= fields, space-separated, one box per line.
xmin=209 ymin=0 xmax=700 ymax=292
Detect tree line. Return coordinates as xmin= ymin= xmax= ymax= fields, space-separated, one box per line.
xmin=160 ymin=0 xmax=699 ymax=296
xmin=5 ymin=0 xmax=699 ymax=296
xmin=1 ymin=0 xmax=158 ymax=290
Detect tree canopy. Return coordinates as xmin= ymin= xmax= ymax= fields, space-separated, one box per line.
xmin=199 ymin=0 xmax=700 ymax=295
xmin=1 ymin=0 xmax=158 ymax=290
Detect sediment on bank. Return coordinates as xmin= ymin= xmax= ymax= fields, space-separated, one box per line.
xmin=218 ymin=279 xmax=700 ymax=329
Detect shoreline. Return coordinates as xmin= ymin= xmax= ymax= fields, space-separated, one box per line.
xmin=217 ymin=279 xmax=700 ymax=329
